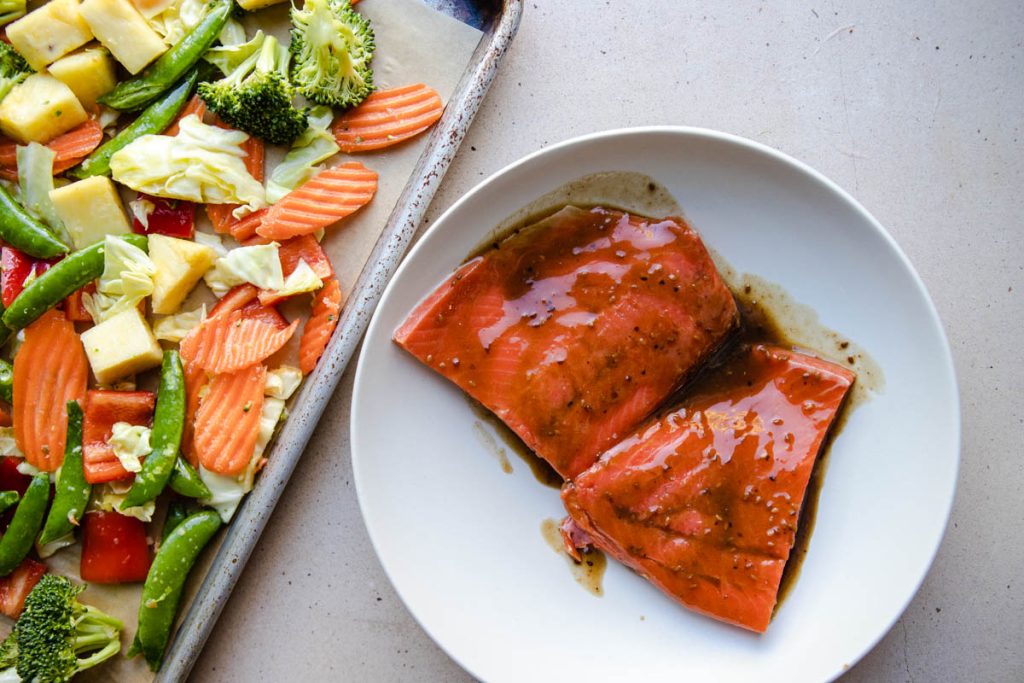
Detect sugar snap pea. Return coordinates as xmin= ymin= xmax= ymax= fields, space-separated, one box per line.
xmin=160 ymin=500 xmax=189 ymax=544
xmin=131 ymin=509 xmax=221 ymax=670
xmin=0 ymin=358 xmax=12 ymax=403
xmin=0 ymin=473 xmax=49 ymax=576
xmin=71 ymin=71 xmax=198 ymax=179
xmin=121 ymin=351 xmax=184 ymax=509
xmin=0 ymin=183 xmax=68 ymax=260
xmin=1 ymin=234 xmax=148 ymax=331
xmin=99 ymin=0 xmax=232 ymax=111
xmin=168 ymin=456 xmax=211 ymax=499
xmin=0 ymin=491 xmax=18 ymax=515
xmin=38 ymin=401 xmax=90 ymax=547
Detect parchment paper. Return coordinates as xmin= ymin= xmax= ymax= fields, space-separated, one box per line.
xmin=0 ymin=2 xmax=482 ymax=681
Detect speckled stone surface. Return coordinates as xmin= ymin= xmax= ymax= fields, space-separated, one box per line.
xmin=191 ymin=1 xmax=1023 ymax=680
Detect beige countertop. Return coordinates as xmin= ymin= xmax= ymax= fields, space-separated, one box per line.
xmin=191 ymin=0 xmax=1023 ymax=680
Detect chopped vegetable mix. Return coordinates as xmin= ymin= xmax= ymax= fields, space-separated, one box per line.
xmin=0 ymin=0 xmax=445 ymax=675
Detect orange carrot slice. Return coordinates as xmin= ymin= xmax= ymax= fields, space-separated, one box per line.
xmin=207 ymin=122 xmax=265 ymax=235
xmin=332 ymin=84 xmax=443 ymax=153
xmin=226 ymin=207 xmax=266 ymax=242
xmin=193 ymin=364 xmax=266 ymax=475
xmin=181 ymin=359 xmax=208 ymax=468
xmin=180 ymin=309 xmax=299 ymax=374
xmin=165 ymin=95 xmax=207 ymax=137
xmin=0 ymin=120 xmax=104 ymax=181
xmin=256 ymin=162 xmax=377 ymax=240
xmin=299 ymin=278 xmax=343 ymax=374
xmin=12 ymin=310 xmax=88 ymax=471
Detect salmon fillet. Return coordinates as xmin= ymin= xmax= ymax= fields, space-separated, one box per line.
xmin=394 ymin=206 xmax=739 ymax=478
xmin=560 ymin=344 xmax=855 ymax=632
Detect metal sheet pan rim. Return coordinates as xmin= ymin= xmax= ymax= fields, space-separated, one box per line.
xmin=157 ymin=2 xmax=522 ymax=680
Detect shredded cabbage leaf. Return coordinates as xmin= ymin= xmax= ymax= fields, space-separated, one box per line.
xmin=193 ymin=229 xmax=228 ymax=256
xmin=264 ymin=259 xmax=322 ymax=301
xmin=265 ymin=366 xmax=303 ymax=400
xmin=203 ymin=243 xmax=283 ymax=297
xmin=91 ymin=484 xmax=155 ymax=522
xmin=108 ymin=422 xmax=152 ymax=474
xmin=82 ymin=236 xmax=156 ymax=324
xmin=265 ymin=106 xmax=340 ymax=203
xmin=204 ymin=30 xmax=265 ymax=76
xmin=16 ymin=143 xmax=69 ymax=243
xmin=110 ymin=115 xmax=267 ymax=214
xmin=0 ymin=431 xmax=21 ymax=457
xmin=153 ymin=304 xmax=206 ymax=342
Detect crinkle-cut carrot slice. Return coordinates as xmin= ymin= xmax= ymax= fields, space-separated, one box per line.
xmin=165 ymin=95 xmax=207 ymax=137
xmin=181 ymin=359 xmax=209 ymax=468
xmin=255 ymin=162 xmax=377 ymax=241
xmin=299 ymin=278 xmax=343 ymax=374
xmin=207 ymin=119 xmax=265 ymax=235
xmin=0 ymin=120 xmax=104 ymax=181
xmin=12 ymin=309 xmax=88 ymax=471
xmin=179 ymin=309 xmax=299 ymax=374
xmin=332 ymin=84 xmax=443 ymax=153
xmin=193 ymin=364 xmax=266 ymax=475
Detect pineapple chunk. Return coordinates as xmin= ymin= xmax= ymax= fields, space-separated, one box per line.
xmin=149 ymin=234 xmax=217 ymax=315
xmin=81 ymin=307 xmax=163 ymax=384
xmin=6 ymin=0 xmax=94 ymax=71
xmin=47 ymin=48 xmax=117 ymax=109
xmin=49 ymin=176 xmax=132 ymax=250
xmin=79 ymin=0 xmax=166 ymax=75
xmin=236 ymin=0 xmax=285 ymax=11
xmin=0 ymin=74 xmax=87 ymax=144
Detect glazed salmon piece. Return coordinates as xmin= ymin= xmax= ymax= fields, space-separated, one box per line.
xmin=560 ymin=345 xmax=855 ymax=633
xmin=394 ymin=206 xmax=738 ymax=479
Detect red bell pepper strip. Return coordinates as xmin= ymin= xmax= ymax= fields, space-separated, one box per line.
xmin=0 ymin=557 xmax=46 ymax=618
xmin=83 ymin=390 xmax=156 ymax=484
xmin=63 ymin=283 xmax=95 ymax=323
xmin=130 ymin=193 xmax=195 ymax=239
xmin=1 ymin=247 xmax=57 ymax=308
xmin=80 ymin=511 xmax=152 ymax=583
xmin=0 ymin=456 xmax=31 ymax=497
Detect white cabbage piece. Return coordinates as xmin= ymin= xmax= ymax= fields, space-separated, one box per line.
xmin=108 ymin=422 xmax=152 ymax=474
xmin=153 ymin=304 xmax=206 ymax=342
xmin=203 ymin=242 xmax=283 ymax=297
xmin=265 ymin=260 xmax=322 ymax=300
xmin=82 ymin=236 xmax=156 ymax=323
xmin=265 ymin=106 xmax=339 ymax=203
xmin=17 ymin=143 xmax=69 ymax=242
xmin=110 ymin=115 xmax=266 ymax=215
xmin=0 ymin=429 xmax=22 ymax=457
xmin=265 ymin=366 xmax=303 ymax=400
xmin=90 ymin=484 xmax=155 ymax=522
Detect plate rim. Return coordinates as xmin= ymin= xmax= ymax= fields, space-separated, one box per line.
xmin=350 ymin=125 xmax=962 ymax=682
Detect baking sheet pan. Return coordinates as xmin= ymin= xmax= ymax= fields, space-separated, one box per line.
xmin=159 ymin=1 xmax=522 ymax=680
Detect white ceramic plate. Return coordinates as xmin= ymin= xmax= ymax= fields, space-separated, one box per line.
xmin=350 ymin=128 xmax=960 ymax=683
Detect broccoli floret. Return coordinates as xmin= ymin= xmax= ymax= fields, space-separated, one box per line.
xmin=0 ymin=42 xmax=31 ymax=101
xmin=289 ymin=0 xmax=375 ymax=109
xmin=1 ymin=575 xmax=123 ymax=683
xmin=198 ymin=33 xmax=308 ymax=146
xmin=0 ymin=0 xmax=25 ymax=29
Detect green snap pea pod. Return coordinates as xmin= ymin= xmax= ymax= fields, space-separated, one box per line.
xmin=121 ymin=351 xmax=184 ymax=509
xmin=0 ymin=491 xmax=18 ymax=515
xmin=168 ymin=456 xmax=211 ymax=499
xmin=71 ymin=71 xmax=198 ymax=179
xmin=38 ymin=401 xmax=90 ymax=547
xmin=131 ymin=509 xmax=222 ymax=670
xmin=160 ymin=500 xmax=189 ymax=544
xmin=99 ymin=0 xmax=232 ymax=111
xmin=0 ymin=473 xmax=49 ymax=575
xmin=0 ymin=183 xmax=68 ymax=260
xmin=2 ymin=234 xmax=148 ymax=330
xmin=0 ymin=358 xmax=12 ymax=403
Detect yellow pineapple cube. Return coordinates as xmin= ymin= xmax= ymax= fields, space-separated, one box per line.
xmin=47 ymin=48 xmax=118 ymax=109
xmin=148 ymin=234 xmax=217 ymax=315
xmin=0 ymin=74 xmax=87 ymax=144
xmin=6 ymin=0 xmax=94 ymax=71
xmin=79 ymin=0 xmax=166 ymax=74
